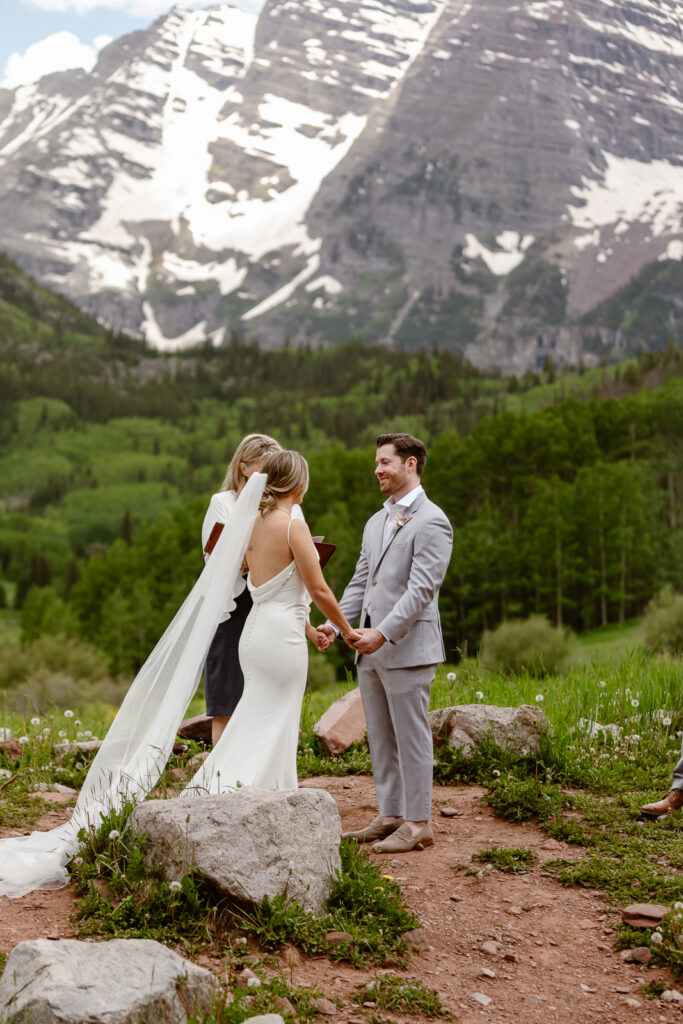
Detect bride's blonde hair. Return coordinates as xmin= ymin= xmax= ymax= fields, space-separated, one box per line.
xmin=221 ymin=433 xmax=281 ymax=493
xmin=259 ymin=450 xmax=309 ymax=513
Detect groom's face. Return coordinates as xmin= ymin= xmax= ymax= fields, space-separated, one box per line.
xmin=375 ymin=444 xmax=411 ymax=496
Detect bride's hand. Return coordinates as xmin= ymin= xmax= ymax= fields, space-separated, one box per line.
xmin=314 ymin=629 xmax=333 ymax=652
xmin=342 ymin=629 xmax=362 ymax=649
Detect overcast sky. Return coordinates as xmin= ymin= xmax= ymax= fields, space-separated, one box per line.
xmin=0 ymin=0 xmax=264 ymax=89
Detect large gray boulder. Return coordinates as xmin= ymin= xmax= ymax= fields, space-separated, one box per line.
xmin=429 ymin=704 xmax=551 ymax=757
xmin=131 ymin=786 xmax=341 ymax=915
xmin=0 ymin=938 xmax=216 ymax=1024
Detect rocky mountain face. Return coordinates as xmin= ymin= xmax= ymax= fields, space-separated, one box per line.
xmin=0 ymin=0 xmax=681 ymax=372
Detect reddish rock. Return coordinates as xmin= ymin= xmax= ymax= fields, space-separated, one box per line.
xmin=325 ymin=931 xmax=353 ymax=946
xmin=313 ymin=688 xmax=367 ymax=755
xmin=480 ymin=940 xmax=500 ymax=956
xmin=177 ymin=714 xmax=213 ymax=743
xmin=402 ymin=927 xmax=430 ymax=951
xmin=0 ymin=739 xmax=23 ymax=762
xmin=620 ymin=947 xmax=653 ymax=964
xmin=312 ymin=997 xmax=338 ymax=1016
xmin=273 ymin=996 xmax=296 ymax=1015
xmin=621 ymin=903 xmax=669 ymax=928
xmin=439 ymin=807 xmax=462 ymax=817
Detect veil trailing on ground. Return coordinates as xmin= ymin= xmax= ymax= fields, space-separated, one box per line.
xmin=0 ymin=473 xmax=266 ymax=900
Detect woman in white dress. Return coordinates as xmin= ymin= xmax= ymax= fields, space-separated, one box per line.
xmin=202 ymin=433 xmax=281 ymax=746
xmin=202 ymin=434 xmax=326 ymax=745
xmin=187 ymin=449 xmax=359 ymax=795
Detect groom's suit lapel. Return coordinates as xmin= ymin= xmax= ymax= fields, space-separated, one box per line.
xmin=371 ymin=490 xmax=428 ymax=577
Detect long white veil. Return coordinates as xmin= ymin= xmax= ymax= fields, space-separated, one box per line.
xmin=0 ymin=473 xmax=266 ymax=900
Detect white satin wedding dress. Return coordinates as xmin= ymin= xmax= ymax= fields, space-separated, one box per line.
xmin=184 ymin=541 xmax=310 ymax=796
xmin=0 ymin=473 xmax=308 ymax=900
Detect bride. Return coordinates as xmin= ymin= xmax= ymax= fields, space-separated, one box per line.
xmin=186 ymin=449 xmax=359 ymax=795
xmin=0 ymin=451 xmax=357 ymax=899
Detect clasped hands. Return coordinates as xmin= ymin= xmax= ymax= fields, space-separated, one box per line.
xmin=313 ymin=624 xmax=386 ymax=655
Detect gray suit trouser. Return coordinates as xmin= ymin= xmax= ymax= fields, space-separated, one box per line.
xmin=357 ymin=658 xmax=436 ymax=821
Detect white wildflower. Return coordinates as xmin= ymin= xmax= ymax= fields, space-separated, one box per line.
xmin=30 ymin=717 xmax=40 ymax=726
xmin=492 ymin=769 xmax=501 ymax=777
xmin=447 ymin=672 xmax=456 ymax=682
xmin=168 ymin=880 xmax=182 ymax=892
xmin=631 ymin=698 xmax=640 ymax=708
xmin=246 ymin=977 xmax=261 ymax=989
xmin=75 ymin=762 xmax=84 ymax=771
xmin=475 ymin=691 xmax=484 ymax=701
xmin=58 ymin=730 xmax=67 ymax=738
xmin=651 ymin=931 xmax=663 ymax=945
xmin=18 ymin=735 xmax=29 ymax=744
xmin=75 ymin=720 xmax=81 ymax=727
xmin=599 ymin=680 xmax=606 ymax=688
xmin=64 ymin=710 xmax=74 ymax=719
xmin=108 ymin=830 xmax=120 ymax=840
xmin=535 ymin=694 xmax=544 ymax=703
xmin=663 ymin=717 xmax=672 ymax=727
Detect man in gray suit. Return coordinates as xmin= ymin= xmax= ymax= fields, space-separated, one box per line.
xmin=320 ymin=433 xmax=453 ymax=853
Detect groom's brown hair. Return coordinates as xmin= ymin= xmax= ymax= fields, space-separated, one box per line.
xmin=376 ymin=433 xmax=427 ymax=477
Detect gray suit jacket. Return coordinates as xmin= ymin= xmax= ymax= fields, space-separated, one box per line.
xmin=339 ymin=490 xmax=453 ymax=669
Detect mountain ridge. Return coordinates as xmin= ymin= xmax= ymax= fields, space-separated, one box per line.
xmin=0 ymin=0 xmax=681 ymax=371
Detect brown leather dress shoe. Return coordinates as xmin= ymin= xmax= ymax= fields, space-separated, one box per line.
xmin=342 ymin=816 xmax=405 ymax=843
xmin=373 ymin=822 xmax=434 ymax=853
xmin=640 ymin=789 xmax=683 ymax=819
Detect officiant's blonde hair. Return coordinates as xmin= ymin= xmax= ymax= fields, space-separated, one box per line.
xmin=259 ymin=450 xmax=309 ymax=513
xmin=221 ymin=434 xmax=281 ymax=493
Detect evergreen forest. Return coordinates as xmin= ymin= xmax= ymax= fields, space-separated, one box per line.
xmin=1 ymin=252 xmax=682 ymax=679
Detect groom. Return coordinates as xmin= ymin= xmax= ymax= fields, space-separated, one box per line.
xmin=320 ymin=433 xmax=452 ymax=853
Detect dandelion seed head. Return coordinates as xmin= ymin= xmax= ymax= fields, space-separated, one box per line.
xmin=168 ymin=880 xmax=182 ymax=892
xmin=651 ymin=931 xmax=663 ymax=945
xmin=475 ymin=691 xmax=484 ymax=701
xmin=447 ymin=672 xmax=456 ymax=682
xmin=64 ymin=710 xmax=74 ymax=719
xmin=535 ymin=694 xmax=544 ymax=703
xmin=108 ymin=830 xmax=120 ymax=840
xmin=631 ymin=698 xmax=640 ymax=708
xmin=599 ymin=680 xmax=606 ymax=688
xmin=30 ymin=717 xmax=40 ymax=726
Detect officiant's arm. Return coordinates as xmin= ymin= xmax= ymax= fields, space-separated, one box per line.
xmin=377 ymin=513 xmax=453 ymax=643
xmin=289 ymin=519 xmax=359 ymax=641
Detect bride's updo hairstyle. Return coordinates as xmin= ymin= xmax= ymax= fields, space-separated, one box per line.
xmin=221 ymin=433 xmax=281 ymax=493
xmin=259 ymin=450 xmax=309 ymax=513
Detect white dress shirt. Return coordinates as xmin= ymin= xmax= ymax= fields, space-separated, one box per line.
xmin=382 ymin=484 xmax=424 ymax=548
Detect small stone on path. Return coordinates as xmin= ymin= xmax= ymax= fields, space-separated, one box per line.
xmin=470 ymin=992 xmax=493 ymax=1007
xmin=620 ymin=946 xmax=652 ymax=964
xmin=311 ymin=996 xmax=338 ymax=1015
xmin=661 ymin=990 xmax=683 ymax=1003
xmin=476 ymin=967 xmax=496 ymax=979
xmin=621 ymin=903 xmax=669 ymax=928
xmin=402 ymin=927 xmax=429 ymax=951
xmin=480 ymin=941 xmax=500 ymax=956
xmin=440 ymin=807 xmax=462 ymax=817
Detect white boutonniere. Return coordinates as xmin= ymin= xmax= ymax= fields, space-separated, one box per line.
xmin=392 ymin=512 xmax=411 ymax=534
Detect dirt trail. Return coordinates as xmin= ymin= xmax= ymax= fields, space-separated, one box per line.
xmin=1 ymin=779 xmax=678 ymax=1023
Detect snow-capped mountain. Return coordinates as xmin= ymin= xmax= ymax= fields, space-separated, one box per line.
xmin=0 ymin=0 xmax=681 ymax=371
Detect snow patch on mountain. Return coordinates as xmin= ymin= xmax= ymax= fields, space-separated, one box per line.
xmin=569 ymin=154 xmax=683 ymax=252
xmin=464 ymin=231 xmax=535 ymax=275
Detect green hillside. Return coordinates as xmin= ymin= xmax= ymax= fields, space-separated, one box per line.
xmin=1 ymin=252 xmax=682 ymax=684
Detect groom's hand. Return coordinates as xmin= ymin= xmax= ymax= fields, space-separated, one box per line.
xmin=352 ymin=627 xmax=386 ymax=654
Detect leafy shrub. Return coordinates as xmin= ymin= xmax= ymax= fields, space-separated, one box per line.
xmin=479 ymin=614 xmax=573 ymax=676
xmin=644 ymin=587 xmax=683 ymax=656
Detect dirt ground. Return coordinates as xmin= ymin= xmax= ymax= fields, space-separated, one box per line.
xmin=1 ymin=778 xmax=680 ymax=1023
